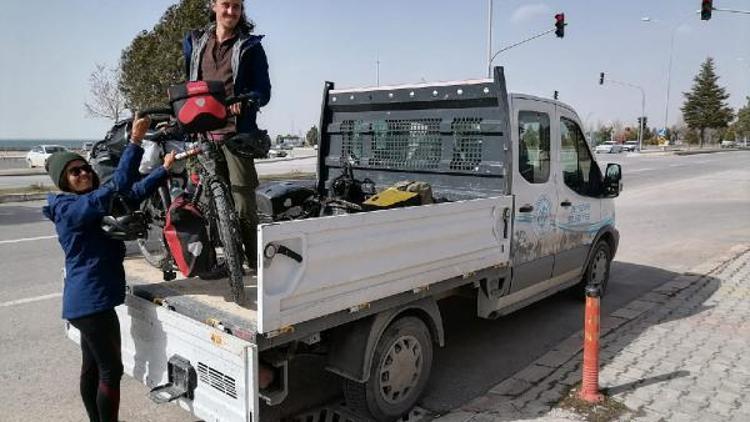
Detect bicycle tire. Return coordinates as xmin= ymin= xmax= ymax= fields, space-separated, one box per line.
xmin=209 ymin=180 xmax=246 ymax=303
xmin=137 ymin=186 xmax=172 ymax=270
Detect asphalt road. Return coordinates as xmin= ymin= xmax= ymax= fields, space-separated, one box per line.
xmin=0 ymin=150 xmax=748 ymax=421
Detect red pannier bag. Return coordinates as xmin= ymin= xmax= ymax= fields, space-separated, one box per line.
xmin=163 ymin=194 xmax=214 ymax=277
xmin=168 ymin=81 xmax=227 ymax=133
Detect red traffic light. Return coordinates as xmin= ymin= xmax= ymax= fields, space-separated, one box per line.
xmin=555 ymin=13 xmax=565 ymax=38
xmin=701 ymin=0 xmax=713 ymax=20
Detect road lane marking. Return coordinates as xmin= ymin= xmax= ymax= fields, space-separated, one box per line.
xmin=0 ymin=235 xmax=57 ymax=245
xmin=0 ymin=293 xmax=62 ymax=308
xmin=625 ymin=168 xmax=654 ymax=173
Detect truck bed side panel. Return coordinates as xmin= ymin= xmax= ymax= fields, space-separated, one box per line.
xmin=258 ymin=196 xmax=513 ymax=333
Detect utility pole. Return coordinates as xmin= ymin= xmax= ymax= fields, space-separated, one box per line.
xmin=376 ymin=55 xmax=380 ymax=87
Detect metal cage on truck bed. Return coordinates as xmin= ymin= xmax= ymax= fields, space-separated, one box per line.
xmin=317 ymin=67 xmax=513 ymax=200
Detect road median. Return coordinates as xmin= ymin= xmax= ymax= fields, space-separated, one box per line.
xmin=0 ymin=172 xmax=315 ymax=204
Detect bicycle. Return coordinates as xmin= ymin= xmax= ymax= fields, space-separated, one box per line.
xmin=138 ymin=85 xmax=264 ymax=304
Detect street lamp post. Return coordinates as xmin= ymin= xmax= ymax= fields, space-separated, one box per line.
xmin=641 ymin=11 xmax=698 ymax=139
xmin=603 ymin=78 xmax=646 ymax=151
xmin=487 ymin=0 xmax=494 ymax=77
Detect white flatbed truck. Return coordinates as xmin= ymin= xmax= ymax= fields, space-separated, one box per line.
xmin=65 ymin=68 xmax=622 ymax=422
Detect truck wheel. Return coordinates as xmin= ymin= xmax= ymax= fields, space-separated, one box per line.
xmin=343 ymin=317 xmax=433 ymax=421
xmin=573 ymin=241 xmax=612 ymax=299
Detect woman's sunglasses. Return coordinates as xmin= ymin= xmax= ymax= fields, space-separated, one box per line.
xmin=67 ymin=164 xmax=93 ymax=177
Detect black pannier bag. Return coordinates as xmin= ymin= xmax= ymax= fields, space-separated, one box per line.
xmin=163 ymin=195 xmax=215 ymax=277
xmin=89 ymin=119 xmax=131 ymax=184
xmin=168 ymin=81 xmax=227 ymax=133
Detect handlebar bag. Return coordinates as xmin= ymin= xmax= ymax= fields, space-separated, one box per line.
xmin=163 ymin=194 xmax=215 ymax=277
xmin=168 ymin=81 xmax=227 ymax=133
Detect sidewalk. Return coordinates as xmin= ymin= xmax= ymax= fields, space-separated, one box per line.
xmin=435 ymin=244 xmax=750 ymax=422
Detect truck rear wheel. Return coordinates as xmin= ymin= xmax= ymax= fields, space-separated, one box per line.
xmin=343 ymin=316 xmax=433 ymax=421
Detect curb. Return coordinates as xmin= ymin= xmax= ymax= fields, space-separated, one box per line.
xmin=0 ymin=192 xmax=50 ymax=204
xmin=0 ymin=169 xmax=47 ymax=177
xmin=442 ymin=243 xmax=750 ymax=420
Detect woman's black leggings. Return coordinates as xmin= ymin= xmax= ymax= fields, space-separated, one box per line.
xmin=69 ymin=309 xmax=124 ymax=422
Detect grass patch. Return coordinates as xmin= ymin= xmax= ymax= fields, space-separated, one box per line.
xmin=558 ymin=384 xmax=631 ymax=422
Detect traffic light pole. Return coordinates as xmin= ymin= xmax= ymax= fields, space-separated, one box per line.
xmin=711 ymin=7 xmax=750 ymax=15
xmin=605 ymin=79 xmax=646 ymax=151
xmin=488 ymin=27 xmax=558 ymax=72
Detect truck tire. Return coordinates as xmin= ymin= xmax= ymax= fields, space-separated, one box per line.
xmin=343 ymin=316 xmax=433 ymax=421
xmin=210 ymin=180 xmax=246 ymax=304
xmin=573 ymin=241 xmax=612 ymax=299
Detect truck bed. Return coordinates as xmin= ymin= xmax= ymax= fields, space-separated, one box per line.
xmin=126 ymin=195 xmax=513 ymax=345
xmin=125 ymin=258 xmax=261 ymax=343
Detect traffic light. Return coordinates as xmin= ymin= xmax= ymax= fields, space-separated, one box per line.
xmin=554 ymin=90 xmax=559 ymax=100
xmin=599 ymin=72 xmax=605 ymax=85
xmin=637 ymin=117 xmax=642 ymax=130
xmin=701 ymin=0 xmax=713 ymax=21
xmin=642 ymin=116 xmax=648 ymax=130
xmin=555 ymin=13 xmax=565 ymax=38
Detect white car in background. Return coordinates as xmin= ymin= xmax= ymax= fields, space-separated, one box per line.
xmin=25 ymin=145 xmax=69 ymax=168
xmin=622 ymin=141 xmax=639 ymax=152
xmin=595 ymin=141 xmax=624 ymax=154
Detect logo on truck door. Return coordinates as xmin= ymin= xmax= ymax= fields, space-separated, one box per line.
xmin=533 ymin=195 xmax=553 ymax=234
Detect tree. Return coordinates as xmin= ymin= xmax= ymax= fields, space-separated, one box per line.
xmin=119 ymin=0 xmax=210 ymax=110
xmin=734 ymin=97 xmax=750 ymax=141
xmin=84 ymin=63 xmax=127 ymax=122
xmin=305 ymin=126 xmax=320 ymax=146
xmin=680 ymin=57 xmax=734 ymax=148
xmin=593 ymin=125 xmax=613 ymax=144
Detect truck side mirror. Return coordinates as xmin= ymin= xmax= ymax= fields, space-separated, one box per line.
xmin=602 ymin=163 xmax=622 ymax=198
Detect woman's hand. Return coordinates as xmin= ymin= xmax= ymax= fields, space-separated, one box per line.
xmin=131 ymin=116 xmax=151 ymax=145
xmin=229 ymin=103 xmax=242 ymax=116
xmin=162 ymin=151 xmax=177 ymax=171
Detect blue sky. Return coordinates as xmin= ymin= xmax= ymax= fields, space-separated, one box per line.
xmin=0 ymin=0 xmax=748 ymax=140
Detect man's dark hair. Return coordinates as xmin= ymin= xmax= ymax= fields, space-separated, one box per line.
xmin=209 ymin=0 xmax=255 ymax=34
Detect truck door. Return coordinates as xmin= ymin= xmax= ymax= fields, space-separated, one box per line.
xmin=553 ymin=108 xmax=603 ymax=278
xmin=509 ymin=98 xmax=558 ymax=293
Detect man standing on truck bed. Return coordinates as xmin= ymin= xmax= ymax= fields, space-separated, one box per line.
xmin=183 ymin=0 xmax=271 ymax=270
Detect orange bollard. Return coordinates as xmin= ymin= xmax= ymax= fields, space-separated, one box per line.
xmin=579 ymin=285 xmax=603 ymax=403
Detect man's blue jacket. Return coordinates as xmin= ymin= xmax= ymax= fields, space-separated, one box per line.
xmin=183 ymin=26 xmax=271 ymax=133
xmin=43 ymin=143 xmax=167 ymax=320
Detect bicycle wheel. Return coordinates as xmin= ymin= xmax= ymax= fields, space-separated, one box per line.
xmin=137 ymin=186 xmax=172 ymax=270
xmin=209 ymin=180 xmax=246 ymax=303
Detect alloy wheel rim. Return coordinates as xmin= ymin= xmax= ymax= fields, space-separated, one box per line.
xmin=378 ymin=335 xmax=423 ymax=405
xmin=591 ymin=249 xmax=608 ymax=290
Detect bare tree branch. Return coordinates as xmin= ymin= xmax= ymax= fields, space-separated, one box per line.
xmin=84 ymin=63 xmax=127 ymax=122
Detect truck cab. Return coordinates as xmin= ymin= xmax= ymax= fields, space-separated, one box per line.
xmin=504 ymin=94 xmax=619 ymax=313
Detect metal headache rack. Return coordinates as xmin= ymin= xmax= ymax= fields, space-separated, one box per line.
xmin=317 ymin=69 xmax=513 ymax=199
